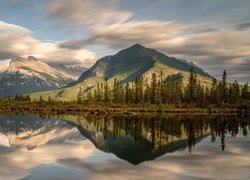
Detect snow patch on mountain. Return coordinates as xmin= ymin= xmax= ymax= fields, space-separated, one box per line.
xmin=0 ymin=56 xmax=87 ymax=96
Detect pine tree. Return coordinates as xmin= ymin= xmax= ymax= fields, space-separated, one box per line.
xmin=86 ymin=91 xmax=94 ymax=104
xmin=221 ymin=70 xmax=228 ymax=104
xmin=187 ymin=67 xmax=197 ymax=102
xmin=144 ymin=82 xmax=151 ymax=103
xmin=151 ymin=73 xmax=158 ymax=104
xmin=113 ymin=78 xmax=118 ymax=103
xmin=242 ymin=82 xmax=250 ymax=100
xmin=232 ymin=80 xmax=240 ymax=105
xmin=77 ymin=87 xmax=83 ymax=104
xmin=210 ymin=78 xmax=218 ymax=104
xmin=96 ymin=83 xmax=101 ymax=101
xmin=39 ymin=95 xmax=44 ymax=102
xmin=125 ymin=82 xmax=130 ymax=103
xmin=104 ymin=78 xmax=110 ymax=103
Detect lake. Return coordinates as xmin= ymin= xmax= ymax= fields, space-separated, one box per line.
xmin=0 ymin=113 xmax=249 ymax=180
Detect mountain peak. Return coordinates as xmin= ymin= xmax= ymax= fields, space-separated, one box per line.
xmin=130 ymin=43 xmax=145 ymax=49
xmin=73 ymin=44 xmax=210 ymax=86
xmin=124 ymin=43 xmax=147 ymax=52
xmin=0 ymin=57 xmax=86 ymax=96
xmin=28 ymin=56 xmax=38 ymax=61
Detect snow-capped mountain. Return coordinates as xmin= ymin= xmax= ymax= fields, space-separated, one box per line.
xmin=0 ymin=114 xmax=85 ymax=150
xmin=0 ymin=56 xmax=87 ymax=96
xmin=37 ymin=44 xmax=212 ymax=101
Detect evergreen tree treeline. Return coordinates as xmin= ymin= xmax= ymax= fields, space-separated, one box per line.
xmin=77 ymin=69 xmax=250 ymax=108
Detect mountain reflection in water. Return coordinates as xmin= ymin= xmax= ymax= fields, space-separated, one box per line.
xmin=0 ymin=114 xmax=249 ymax=180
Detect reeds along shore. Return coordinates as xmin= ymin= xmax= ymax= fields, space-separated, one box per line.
xmin=0 ymin=100 xmax=249 ymax=116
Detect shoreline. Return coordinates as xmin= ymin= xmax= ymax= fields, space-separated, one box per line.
xmin=0 ymin=105 xmax=249 ymax=115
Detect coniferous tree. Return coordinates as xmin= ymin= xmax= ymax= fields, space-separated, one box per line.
xmin=242 ymin=82 xmax=250 ymax=100
xmin=125 ymin=82 xmax=130 ymax=103
xmin=39 ymin=95 xmax=44 ymax=102
xmin=135 ymin=77 xmax=139 ymax=104
xmin=221 ymin=70 xmax=228 ymax=104
xmin=144 ymin=82 xmax=151 ymax=103
xmin=232 ymin=80 xmax=240 ymax=104
xmin=151 ymin=73 xmax=158 ymax=104
xmin=77 ymin=87 xmax=83 ymax=104
xmin=104 ymin=78 xmax=110 ymax=103
xmin=96 ymin=83 xmax=101 ymax=102
xmin=210 ymin=78 xmax=218 ymax=105
xmin=186 ymin=67 xmax=197 ymax=103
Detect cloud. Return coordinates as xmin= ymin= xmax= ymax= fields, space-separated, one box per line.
xmin=0 ymin=21 xmax=98 ymax=68
xmin=60 ymin=21 xmax=250 ymax=60
xmin=32 ymin=135 xmax=250 ymax=180
xmin=45 ymin=0 xmax=250 ymax=82
xmin=0 ymin=138 xmax=96 ymax=180
xmin=0 ymin=60 xmax=11 ymax=73
xmin=46 ymin=0 xmax=131 ymax=26
xmin=59 ymin=20 xmax=250 ymax=82
xmin=235 ymin=22 xmax=250 ymax=30
xmin=60 ymin=21 xmax=188 ymax=49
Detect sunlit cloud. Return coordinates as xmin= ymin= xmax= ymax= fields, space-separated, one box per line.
xmin=0 ymin=137 xmax=96 ymax=180
xmin=0 ymin=21 xmax=98 ymax=68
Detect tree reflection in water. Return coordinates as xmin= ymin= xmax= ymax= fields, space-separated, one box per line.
xmin=63 ymin=114 xmax=250 ymax=164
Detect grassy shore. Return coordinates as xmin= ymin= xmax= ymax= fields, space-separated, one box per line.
xmin=0 ymin=101 xmax=249 ymax=115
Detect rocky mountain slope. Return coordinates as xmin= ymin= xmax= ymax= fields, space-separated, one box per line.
xmin=70 ymin=44 xmax=210 ymax=86
xmin=50 ymin=63 xmax=87 ymax=80
xmin=0 ymin=56 xmax=87 ymax=96
xmin=31 ymin=44 xmax=213 ymax=101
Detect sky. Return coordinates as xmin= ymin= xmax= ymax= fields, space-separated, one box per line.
xmin=0 ymin=0 xmax=249 ymax=82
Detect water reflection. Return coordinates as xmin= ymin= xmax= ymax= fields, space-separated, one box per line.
xmin=0 ymin=114 xmax=249 ymax=179
xmin=61 ymin=114 xmax=250 ymax=164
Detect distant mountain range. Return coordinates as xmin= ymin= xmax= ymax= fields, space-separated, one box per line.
xmin=31 ymin=44 xmax=212 ymax=101
xmin=0 ymin=56 xmax=87 ymax=96
xmin=0 ymin=114 xmax=84 ymax=150
xmin=0 ymin=114 xmax=209 ymax=165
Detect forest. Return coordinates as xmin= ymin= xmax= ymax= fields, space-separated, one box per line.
xmin=77 ymin=69 xmax=250 ymax=109
xmin=0 ymin=69 xmax=249 ymax=114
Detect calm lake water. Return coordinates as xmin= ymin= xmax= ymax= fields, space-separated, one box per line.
xmin=0 ymin=113 xmax=249 ymax=180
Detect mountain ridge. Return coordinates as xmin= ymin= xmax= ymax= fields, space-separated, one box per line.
xmin=0 ymin=56 xmax=87 ymax=96
xmin=30 ymin=44 xmax=213 ymax=101
xmin=69 ymin=44 xmax=210 ymax=87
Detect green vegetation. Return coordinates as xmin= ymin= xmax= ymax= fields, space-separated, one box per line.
xmin=0 ymin=69 xmax=249 ymax=114
xmin=76 ymin=69 xmax=250 ymax=109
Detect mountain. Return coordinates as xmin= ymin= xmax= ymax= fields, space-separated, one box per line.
xmin=50 ymin=64 xmax=87 ymax=80
xmin=30 ymin=44 xmax=213 ymax=101
xmin=0 ymin=56 xmax=87 ymax=96
xmin=71 ymin=43 xmax=210 ymax=86
xmin=62 ymin=114 xmax=210 ymax=165
xmin=0 ymin=114 xmax=84 ymax=150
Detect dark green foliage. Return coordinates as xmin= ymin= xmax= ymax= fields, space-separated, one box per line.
xmin=242 ymin=82 xmax=250 ymax=100
xmin=14 ymin=94 xmax=31 ymax=101
xmin=151 ymin=73 xmax=158 ymax=104
xmin=81 ymin=69 xmax=249 ymax=108
xmin=7 ymin=69 xmax=250 ymax=109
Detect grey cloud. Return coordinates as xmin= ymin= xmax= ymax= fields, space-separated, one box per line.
xmin=235 ymin=22 xmax=250 ymax=30
xmin=46 ymin=0 xmax=131 ymax=26
xmin=46 ymin=0 xmax=250 ymax=82
xmin=60 ymin=21 xmax=187 ymax=49
xmin=58 ymin=20 xmax=250 ymax=82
